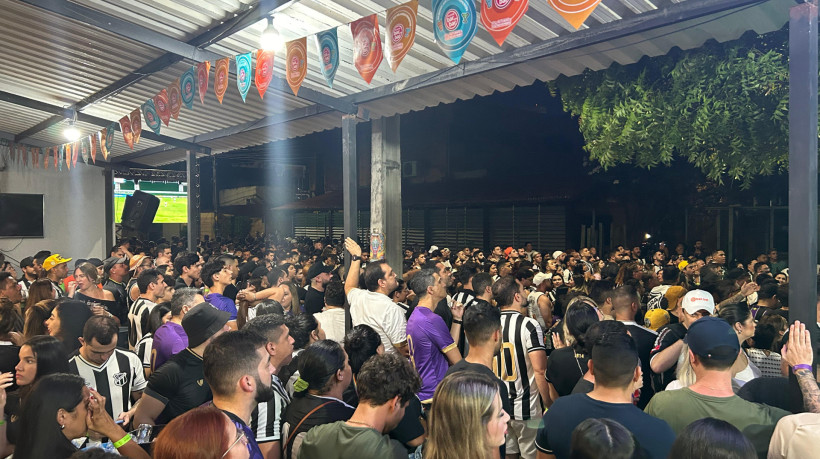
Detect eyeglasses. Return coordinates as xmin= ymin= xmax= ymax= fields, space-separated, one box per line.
xmin=222 ymin=423 xmax=250 ymax=458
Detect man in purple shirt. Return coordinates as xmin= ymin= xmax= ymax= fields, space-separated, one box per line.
xmin=152 ymin=288 xmax=201 ymax=370
xmin=406 ymin=269 xmax=464 ymax=404
xmin=202 ymin=260 xmax=238 ymax=323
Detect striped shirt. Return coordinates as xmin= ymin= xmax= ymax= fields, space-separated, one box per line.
xmin=128 ymin=297 xmax=156 ymax=348
xmin=251 ymin=375 xmax=290 ymax=443
xmin=135 ymin=333 xmax=153 ymax=369
xmin=493 ymin=310 xmax=545 ymax=420
xmin=68 ymin=349 xmax=147 ymax=420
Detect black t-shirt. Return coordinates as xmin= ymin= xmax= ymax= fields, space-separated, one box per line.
xmin=0 ymin=344 xmax=20 ymax=392
xmin=622 ymin=322 xmax=657 ymax=409
xmin=649 ymin=323 xmax=687 ymax=392
xmin=570 ymin=378 xmax=594 ymax=395
xmin=144 ymin=348 xmax=212 ymax=425
xmin=224 ymin=283 xmax=239 ymax=303
xmin=283 ymin=394 xmax=354 ymax=459
xmin=434 ymin=297 xmax=452 ymax=329
xmin=387 ymin=395 xmax=425 ymax=452
xmin=535 ymin=394 xmax=676 ymax=459
xmin=545 ymin=347 xmax=589 ymax=397
xmin=103 ymin=279 xmax=129 ymax=324
xmin=445 ymin=359 xmax=511 ymax=457
xmin=304 ymin=287 xmax=326 ymax=315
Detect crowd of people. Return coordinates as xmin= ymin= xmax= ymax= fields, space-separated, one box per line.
xmin=0 ymin=234 xmax=817 ymax=459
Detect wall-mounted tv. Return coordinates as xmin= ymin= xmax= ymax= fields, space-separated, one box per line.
xmin=0 ymin=193 xmax=44 ymax=238
xmin=114 ymin=179 xmax=188 ymax=224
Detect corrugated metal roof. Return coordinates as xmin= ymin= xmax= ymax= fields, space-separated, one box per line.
xmin=0 ymin=0 xmax=792 ymax=168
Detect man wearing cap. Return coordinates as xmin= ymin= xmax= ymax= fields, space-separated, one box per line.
xmin=649 ymin=289 xmax=715 ymax=392
xmin=612 ymin=286 xmax=657 ymax=409
xmin=103 ymin=256 xmax=130 ymax=325
xmin=17 ymin=257 xmax=37 ymax=301
xmin=133 ymin=302 xmax=230 ymax=426
xmin=44 ymin=253 xmax=72 ymax=298
xmin=645 ymin=317 xmax=794 ymax=457
xmin=528 ymin=272 xmax=554 ymax=330
xmin=678 ymin=260 xmax=696 ymax=288
xmin=304 ymin=262 xmax=334 ymax=315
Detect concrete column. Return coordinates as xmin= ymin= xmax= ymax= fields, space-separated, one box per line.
xmin=370 ymin=116 xmax=402 ymax=267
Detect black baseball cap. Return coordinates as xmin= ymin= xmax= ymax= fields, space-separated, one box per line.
xmin=307 ymin=263 xmax=333 ymax=280
xmin=685 ymin=317 xmax=740 ymax=359
xmin=20 ymin=257 xmax=34 ymax=269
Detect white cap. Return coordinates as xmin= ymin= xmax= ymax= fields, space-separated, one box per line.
xmin=429 ymin=245 xmax=439 ymax=253
xmin=552 ymin=251 xmax=564 ymax=259
xmin=681 ymin=289 xmax=715 ymax=315
xmin=533 ymin=272 xmax=551 ymax=287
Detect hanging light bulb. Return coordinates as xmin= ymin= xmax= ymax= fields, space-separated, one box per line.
xmin=260 ymin=16 xmax=282 ymax=51
xmin=63 ymin=110 xmax=80 ymax=142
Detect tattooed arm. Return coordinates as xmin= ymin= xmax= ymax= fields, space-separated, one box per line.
xmin=782 ymin=321 xmax=820 ymax=413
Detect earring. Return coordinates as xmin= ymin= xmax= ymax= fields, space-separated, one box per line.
xmin=60 ymin=425 xmax=65 ymax=430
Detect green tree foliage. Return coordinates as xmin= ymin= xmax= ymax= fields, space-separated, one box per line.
xmin=550 ymin=29 xmax=790 ymax=187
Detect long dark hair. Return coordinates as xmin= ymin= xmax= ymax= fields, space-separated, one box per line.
xmin=146 ymin=303 xmax=172 ymax=335
xmin=668 ymin=418 xmax=755 ymax=459
xmin=718 ymin=303 xmax=751 ymax=329
xmin=53 ymin=300 xmax=93 ymax=355
xmin=15 ymin=373 xmax=86 ymax=459
xmin=294 ymin=340 xmax=346 ymax=397
xmin=17 ymin=335 xmax=71 ymax=403
xmin=564 ymin=298 xmax=600 ymax=353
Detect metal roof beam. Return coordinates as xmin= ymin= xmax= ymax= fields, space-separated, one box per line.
xmin=0 ymin=91 xmax=204 ymax=152
xmin=19 ymin=0 xmax=358 ymax=117
xmin=345 ymin=0 xmax=767 ymax=105
xmin=112 ymin=103 xmax=334 ymax=163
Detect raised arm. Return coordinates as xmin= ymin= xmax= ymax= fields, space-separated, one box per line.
xmin=782 ymin=321 xmax=820 ymax=413
xmin=344 ymin=238 xmax=363 ymax=295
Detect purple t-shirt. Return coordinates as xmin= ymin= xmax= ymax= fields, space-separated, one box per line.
xmin=407 ymin=306 xmax=456 ymax=402
xmin=204 ymin=292 xmax=237 ymax=320
xmin=152 ymin=322 xmax=188 ymax=370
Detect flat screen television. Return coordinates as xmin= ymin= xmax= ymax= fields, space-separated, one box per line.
xmin=113 ymin=179 xmax=188 ymax=224
xmin=0 ymin=193 xmax=44 ymax=238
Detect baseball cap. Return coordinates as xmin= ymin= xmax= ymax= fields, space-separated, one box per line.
xmin=677 ymin=260 xmax=689 ymax=270
xmin=504 ymin=247 xmax=514 ymax=257
xmin=43 ymin=254 xmax=72 ymax=271
xmin=533 ymin=272 xmax=551 ymax=287
xmin=644 ymin=309 xmax=670 ymax=331
xmin=103 ymin=256 xmax=129 ymax=272
xmin=182 ymin=302 xmax=231 ymax=348
xmin=664 ymin=286 xmax=688 ymax=311
xmin=552 ymin=251 xmax=564 ymax=260
xmin=307 ymin=263 xmax=333 ymax=280
xmin=86 ymin=258 xmax=104 ymax=268
xmin=428 ymin=245 xmax=439 ymax=254
xmin=680 ymin=289 xmax=715 ymax=315
xmin=685 ymin=316 xmax=740 ymax=359
xmin=19 ymin=257 xmax=34 ymax=269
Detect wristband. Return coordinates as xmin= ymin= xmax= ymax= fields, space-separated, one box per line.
xmin=793 ymin=364 xmax=813 ymax=372
xmin=113 ymin=433 xmax=132 ymax=448
xmin=453 ymin=319 xmax=462 ymax=324
xmin=350 ymin=255 xmax=362 ymax=261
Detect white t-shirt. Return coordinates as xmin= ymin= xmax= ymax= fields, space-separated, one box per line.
xmin=347 ymin=288 xmax=407 ymax=354
xmin=314 ymin=308 xmax=347 ymax=345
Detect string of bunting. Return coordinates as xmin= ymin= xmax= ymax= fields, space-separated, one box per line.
xmin=1 ymin=0 xmax=600 ymax=172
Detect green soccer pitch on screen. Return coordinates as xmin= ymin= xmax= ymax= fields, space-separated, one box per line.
xmin=114 ymin=179 xmax=189 ymax=224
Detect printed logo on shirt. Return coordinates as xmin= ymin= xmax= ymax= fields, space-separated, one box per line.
xmin=197 ymin=379 xmax=204 ymax=386
xmin=112 ymin=372 xmax=129 ymax=387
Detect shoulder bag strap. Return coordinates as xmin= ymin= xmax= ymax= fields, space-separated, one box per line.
xmin=284 ymin=401 xmax=333 ymax=450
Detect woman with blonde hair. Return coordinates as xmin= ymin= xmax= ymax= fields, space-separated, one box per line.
xmin=421 ymin=372 xmax=509 ymax=459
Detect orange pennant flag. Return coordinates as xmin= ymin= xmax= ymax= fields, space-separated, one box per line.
xmin=548 ymin=0 xmax=602 ymax=30
xmin=168 ymin=79 xmax=182 ymax=120
xmin=66 ymin=144 xmax=72 ymax=170
xmin=285 ymin=38 xmax=308 ymax=96
xmin=72 ymin=142 xmax=79 ymax=168
xmin=214 ymin=58 xmax=230 ymax=103
xmin=130 ymin=109 xmax=142 ymax=145
xmin=120 ymin=115 xmax=135 ymax=150
xmin=90 ymin=135 xmax=97 ymax=164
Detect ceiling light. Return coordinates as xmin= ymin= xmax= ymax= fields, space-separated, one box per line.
xmin=260 ymin=17 xmax=282 ymax=51
xmin=63 ymin=110 xmax=80 ymax=142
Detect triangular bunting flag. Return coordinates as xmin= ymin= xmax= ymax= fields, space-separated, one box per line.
xmin=385 ymin=0 xmax=418 ymax=72
xmin=65 ymin=144 xmax=72 ymax=170
xmin=351 ymin=15 xmax=383 ymax=84
xmin=32 ymin=147 xmax=39 ymax=168
xmin=130 ymin=108 xmax=142 ymax=145
xmin=314 ymin=30 xmax=339 ymax=88
xmin=154 ymin=89 xmax=171 ymax=127
xmin=142 ymin=99 xmax=162 ymax=135
xmin=58 ymin=145 xmax=64 ymax=171
xmin=547 ymin=0 xmax=602 ymax=30
xmin=196 ymin=61 xmax=211 ymax=105
xmin=90 ymin=135 xmax=97 ymax=164
xmin=432 ymin=0 xmax=478 ymax=64
xmin=181 ymin=66 xmax=196 ymax=109
xmin=285 ymin=38 xmax=308 ymax=96
xmin=168 ymin=79 xmax=182 ymax=120
xmin=255 ymin=49 xmax=275 ymax=99
xmin=45 ymin=147 xmax=51 ymax=170
xmin=481 ymin=0 xmax=528 ymax=46
xmin=236 ymin=53 xmax=252 ymax=102
xmin=72 ymin=141 xmax=79 ymax=168
xmin=80 ymin=138 xmax=89 ymax=164
xmin=120 ymin=115 xmax=134 ymax=150
xmin=214 ymin=57 xmax=230 ymax=103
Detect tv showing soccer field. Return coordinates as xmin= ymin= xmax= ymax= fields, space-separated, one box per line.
xmin=114 ymin=179 xmax=188 ymax=224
